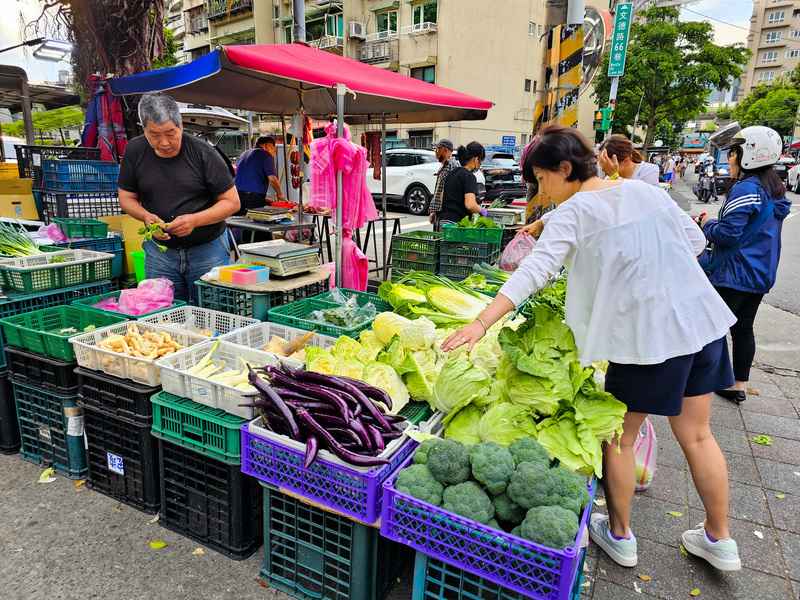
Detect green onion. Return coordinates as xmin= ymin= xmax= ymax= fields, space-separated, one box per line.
xmin=0 ymin=222 xmax=43 ymax=258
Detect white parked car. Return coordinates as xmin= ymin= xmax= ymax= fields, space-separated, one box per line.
xmin=787 ymin=161 xmax=800 ymax=194
xmin=366 ymin=148 xmax=485 ymax=216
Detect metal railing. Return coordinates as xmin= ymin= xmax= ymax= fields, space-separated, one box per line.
xmin=359 ymin=39 xmax=398 ymax=64
xmin=189 ymin=15 xmax=209 ymax=32
xmin=365 ymin=30 xmax=399 ymax=42
xmin=207 ymin=0 xmax=253 ymax=20
xmin=315 ymin=35 xmax=344 ymax=49
xmin=400 ymin=22 xmax=438 ymax=35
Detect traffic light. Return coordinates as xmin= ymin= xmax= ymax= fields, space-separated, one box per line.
xmin=594 ymin=107 xmax=614 ymax=132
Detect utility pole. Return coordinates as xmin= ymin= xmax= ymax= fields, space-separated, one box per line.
xmin=292 ymin=0 xmax=306 ymax=42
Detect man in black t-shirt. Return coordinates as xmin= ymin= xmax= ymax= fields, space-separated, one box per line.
xmin=437 ymin=142 xmax=486 ymax=226
xmin=118 ymin=93 xmax=240 ymax=302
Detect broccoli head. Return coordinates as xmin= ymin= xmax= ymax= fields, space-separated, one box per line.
xmin=470 ymin=442 xmax=515 ymax=495
xmin=506 ymin=462 xmax=589 ymax=515
xmin=493 ymin=493 xmax=527 ymax=525
xmin=395 ymin=464 xmax=444 ymax=506
xmin=486 ymin=518 xmax=501 ymax=531
xmin=509 ymin=437 xmax=551 ymax=468
xmin=506 ymin=461 xmax=551 ymax=509
xmin=413 ymin=438 xmax=440 ymax=465
xmin=511 ymin=525 xmax=523 ymax=538
xmin=442 ymin=481 xmax=495 ymax=524
xmin=519 ymin=505 xmax=579 ymax=549
xmin=427 ymin=439 xmax=471 ymax=485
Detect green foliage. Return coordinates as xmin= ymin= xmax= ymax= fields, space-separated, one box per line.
xmin=426 ymin=439 xmax=472 ymax=485
xmin=701 ymin=121 xmax=718 ymax=133
xmin=395 ymin=464 xmax=444 ymax=506
xmin=442 ymin=481 xmax=495 ymax=524
xmin=716 ymin=105 xmax=733 ymax=121
xmin=469 ymin=442 xmax=515 ymax=495
xmin=2 ymin=106 xmax=84 ymax=138
xmin=733 ymin=81 xmax=800 ymax=138
xmin=593 ymin=6 xmax=749 ymax=146
xmin=152 ymin=26 xmax=180 ymax=69
xmin=519 ymin=505 xmax=579 ymax=549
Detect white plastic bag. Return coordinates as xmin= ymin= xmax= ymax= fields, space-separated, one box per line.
xmin=499 ymin=233 xmax=536 ymax=272
xmin=633 ymin=417 xmax=657 ymax=492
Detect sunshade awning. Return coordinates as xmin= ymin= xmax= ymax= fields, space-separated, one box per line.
xmin=109 ymin=43 xmax=492 ymax=124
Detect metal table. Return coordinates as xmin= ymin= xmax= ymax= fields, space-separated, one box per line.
xmin=225 ymin=216 xmax=323 ymax=256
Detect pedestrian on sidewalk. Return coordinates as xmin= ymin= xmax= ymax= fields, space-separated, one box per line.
xmin=441 ymin=125 xmax=742 ymax=572
xmin=597 ymin=134 xmax=660 ymax=186
xmin=699 ymin=126 xmax=792 ymax=404
xmin=429 ymin=139 xmax=458 ymax=232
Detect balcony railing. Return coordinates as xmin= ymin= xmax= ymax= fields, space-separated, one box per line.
xmin=365 ymin=30 xmax=399 ymax=43
xmin=189 ymin=15 xmax=209 ymax=33
xmin=359 ymin=39 xmax=399 ymax=64
xmin=401 ymin=22 xmax=438 ymax=36
xmin=315 ymin=35 xmax=344 ymax=50
xmin=207 ymin=0 xmax=252 ymax=21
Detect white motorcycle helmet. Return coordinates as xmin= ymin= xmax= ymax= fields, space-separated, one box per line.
xmin=729 ymin=126 xmax=783 ymax=170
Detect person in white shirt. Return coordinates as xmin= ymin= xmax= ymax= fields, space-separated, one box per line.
xmin=597 ymin=134 xmax=660 ymax=186
xmin=442 ymin=125 xmax=742 ymax=573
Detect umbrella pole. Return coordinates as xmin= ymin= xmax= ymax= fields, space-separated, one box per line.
xmin=335 ymin=84 xmax=345 ymax=288
xmin=381 ymin=113 xmax=388 ymax=280
xmin=297 ymin=110 xmax=304 ymax=227
xmin=280 ymin=115 xmax=291 ymax=202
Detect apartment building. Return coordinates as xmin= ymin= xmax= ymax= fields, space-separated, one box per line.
xmin=176 ymin=0 xmax=547 ymax=150
xmin=740 ymin=0 xmax=800 ymax=97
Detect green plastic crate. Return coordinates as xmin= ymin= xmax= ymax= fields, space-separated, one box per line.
xmin=71 ymin=291 xmax=186 ymax=319
xmin=0 ymin=305 xmax=127 ymax=361
xmin=260 ymin=484 xmax=413 ymax=600
xmin=195 ymin=279 xmax=328 ymax=321
xmin=442 ymin=223 xmax=503 ymax=245
xmin=150 ymin=391 xmax=246 ymax=464
xmin=0 ymin=280 xmax=115 ymax=320
xmin=398 ymin=401 xmax=433 ymax=426
xmin=0 ymin=249 xmax=113 ymax=293
xmin=267 ymin=289 xmax=390 ymax=338
xmin=52 ymin=218 xmax=109 ymax=239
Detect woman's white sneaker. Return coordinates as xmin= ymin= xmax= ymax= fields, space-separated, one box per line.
xmin=681 ymin=524 xmax=742 ymax=572
xmin=589 ymin=513 xmax=638 ymax=567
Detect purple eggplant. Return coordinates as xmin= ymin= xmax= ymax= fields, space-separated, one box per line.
xmin=294 ymin=408 xmax=389 ymax=467
xmin=248 ymin=367 xmax=300 ymax=438
xmin=266 ymin=369 xmax=354 ymax=421
xmin=328 ymin=428 xmax=362 ymax=445
xmin=349 ymin=417 xmax=373 ymax=450
xmin=304 ymin=436 xmax=320 ymax=468
xmin=336 ymin=375 xmax=393 ymax=411
xmin=382 ymin=430 xmax=403 ymax=440
xmin=366 ymin=423 xmax=385 ymax=452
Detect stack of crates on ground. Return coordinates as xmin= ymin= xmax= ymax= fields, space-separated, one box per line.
xmin=39 ymin=158 xmax=122 ymax=223
xmin=13 ymin=145 xmax=100 ymax=218
xmin=0 ymin=304 xmax=127 ymax=478
xmin=0 ymin=282 xmax=118 ymax=459
xmin=389 ymin=231 xmax=442 ymax=279
xmin=438 ymin=224 xmax=503 ymax=281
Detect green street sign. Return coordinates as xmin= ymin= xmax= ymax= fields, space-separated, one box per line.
xmin=608 ymin=3 xmax=633 ymax=77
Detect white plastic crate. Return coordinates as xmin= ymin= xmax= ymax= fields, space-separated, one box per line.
xmin=219 ymin=321 xmax=336 ymax=358
xmin=137 ymin=306 xmax=258 ymax=337
xmin=156 ymin=340 xmax=285 ymax=419
xmin=70 ymin=321 xmax=206 ymax=386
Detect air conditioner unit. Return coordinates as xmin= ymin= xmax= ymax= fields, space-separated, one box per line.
xmin=349 ymin=21 xmax=366 ymax=40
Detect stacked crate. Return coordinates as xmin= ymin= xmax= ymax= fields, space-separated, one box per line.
xmin=438 ymin=225 xmax=502 ymax=281
xmin=389 ymin=231 xmax=442 ymax=279
xmin=48 ymin=218 xmax=126 ymax=280
xmin=1 ymin=305 xmax=128 ymax=478
xmin=39 ymin=159 xmax=122 ymax=223
xmin=195 ymin=278 xmax=328 ymax=321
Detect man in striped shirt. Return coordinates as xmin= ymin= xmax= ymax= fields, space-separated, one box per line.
xmin=430 ymin=139 xmax=458 ymax=231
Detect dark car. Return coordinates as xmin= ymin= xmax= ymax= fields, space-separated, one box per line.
xmin=480 ymin=153 xmax=526 ymax=203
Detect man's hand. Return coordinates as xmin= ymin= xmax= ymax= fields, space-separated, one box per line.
xmin=144 ymin=213 xmax=170 ymax=240
xmin=598 ymin=149 xmax=620 ymax=178
xmin=164 ymin=214 xmax=197 ymax=238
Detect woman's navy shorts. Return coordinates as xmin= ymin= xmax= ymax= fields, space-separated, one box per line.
xmin=605 ymin=337 xmax=734 ymax=417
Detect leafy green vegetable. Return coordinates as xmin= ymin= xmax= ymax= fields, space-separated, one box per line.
xmin=536 ymin=415 xmax=596 ymax=477
xmin=477 ymin=403 xmax=538 ymax=446
xmin=305 ymin=346 xmax=337 ymax=375
xmin=362 ymin=361 xmax=409 ymax=412
xmin=399 ymin=316 xmax=437 ymax=350
xmin=432 ymin=353 xmax=491 ymax=414
xmin=444 ymin=404 xmax=483 ymax=445
xmin=377 ymin=282 xmax=427 ymax=312
xmin=402 ymin=349 xmax=439 ymax=403
xmin=574 ymin=389 xmax=627 ymax=443
xmin=456 ymin=215 xmax=499 ymax=229
xmin=372 ymin=312 xmax=412 ymax=346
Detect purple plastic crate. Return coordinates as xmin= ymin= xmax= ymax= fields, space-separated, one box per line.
xmin=241 ymin=422 xmax=416 ymax=524
xmin=380 ymin=453 xmax=596 ymax=600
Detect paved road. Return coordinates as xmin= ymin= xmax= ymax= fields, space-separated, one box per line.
xmin=671 ymin=174 xmax=800 ymax=317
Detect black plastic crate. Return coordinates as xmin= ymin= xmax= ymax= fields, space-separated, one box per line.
xmin=41 ymin=190 xmax=123 ymax=223
xmin=12 ymin=378 xmax=86 ymax=478
xmin=157 ymin=436 xmax=262 ymax=559
xmin=76 ymin=367 xmax=158 ymax=423
xmin=14 ymin=145 xmax=100 ymax=183
xmin=0 ymin=371 xmax=19 ymax=454
xmin=81 ymin=403 xmax=159 ymax=512
xmin=261 ymin=484 xmax=413 ymax=600
xmin=5 ymin=346 xmax=78 ymax=395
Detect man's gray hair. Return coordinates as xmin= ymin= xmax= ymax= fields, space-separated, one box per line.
xmin=138 ymin=93 xmax=182 ymax=128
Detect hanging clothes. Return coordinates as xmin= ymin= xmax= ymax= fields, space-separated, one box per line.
xmin=81 ymin=76 xmax=127 ymax=161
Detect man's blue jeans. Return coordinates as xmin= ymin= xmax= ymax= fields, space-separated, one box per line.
xmin=144 ymin=233 xmax=232 ymax=303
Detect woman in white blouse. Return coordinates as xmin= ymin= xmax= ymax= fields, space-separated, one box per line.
xmin=443 ymin=125 xmax=741 ymax=572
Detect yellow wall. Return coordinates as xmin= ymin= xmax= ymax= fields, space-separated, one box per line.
xmin=99 ymin=214 xmax=145 ymax=275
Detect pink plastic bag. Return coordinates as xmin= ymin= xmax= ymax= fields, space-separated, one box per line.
xmin=634 ymin=417 xmax=657 ymax=492
xmin=37 ymin=223 xmax=67 ymax=243
xmin=117 ymin=278 xmax=175 ymax=316
xmin=340 ymin=234 xmax=368 ymax=291
xmin=499 ymin=233 xmax=536 ymax=272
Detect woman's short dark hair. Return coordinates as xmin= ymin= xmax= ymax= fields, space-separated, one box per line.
xmin=256 ymin=136 xmax=276 ymax=147
xmin=728 ymin=146 xmax=786 ymax=198
xmin=522 ymin=125 xmax=597 ymax=183
xmin=599 ymin=134 xmax=642 ymax=164
xmin=456 ymin=142 xmax=485 ymax=165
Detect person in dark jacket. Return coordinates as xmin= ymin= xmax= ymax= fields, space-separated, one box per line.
xmin=437 ymin=142 xmax=487 ymax=226
xmin=700 ymin=126 xmax=792 ymax=404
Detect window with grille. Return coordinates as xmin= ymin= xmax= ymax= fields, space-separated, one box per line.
xmin=768 ymin=10 xmax=785 ymax=23
xmin=762 ymin=50 xmax=778 ymax=62
xmin=758 ymin=70 xmax=776 ymax=81
xmin=411 ymin=65 xmax=435 ymax=83
xmin=765 ymin=30 xmax=782 ymax=43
